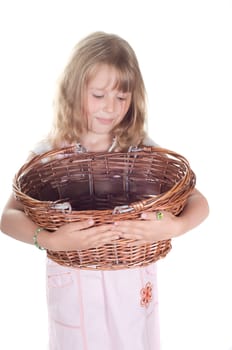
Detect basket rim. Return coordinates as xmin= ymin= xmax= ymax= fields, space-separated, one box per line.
xmin=13 ymin=145 xmax=196 ymax=217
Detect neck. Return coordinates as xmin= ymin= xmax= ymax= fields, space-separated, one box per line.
xmin=80 ymin=133 xmax=116 ymax=152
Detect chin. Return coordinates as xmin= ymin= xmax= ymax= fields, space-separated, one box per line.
xmin=90 ymin=127 xmax=113 ymax=135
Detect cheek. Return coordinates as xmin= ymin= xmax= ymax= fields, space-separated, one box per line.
xmin=117 ymin=104 xmax=130 ymax=124
xmin=86 ymin=96 xmax=102 ymax=115
xmin=121 ymin=100 xmax=131 ymax=116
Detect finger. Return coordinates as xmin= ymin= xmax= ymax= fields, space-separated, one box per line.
xmin=87 ymin=224 xmax=116 ymax=235
xmin=114 ymin=220 xmax=138 ymax=229
xmin=126 ymin=240 xmax=148 ymax=247
xmin=68 ymin=219 xmax=95 ymax=231
xmin=141 ymin=212 xmax=156 ymax=220
xmin=141 ymin=211 xmax=164 ymax=221
xmin=95 ymin=237 xmax=119 ymax=247
xmin=155 ymin=211 xmax=164 ymax=220
xmin=120 ymin=232 xmax=143 ymax=240
xmin=89 ymin=230 xmax=121 ymax=246
xmin=114 ymin=220 xmax=149 ymax=234
xmin=97 ymin=230 xmax=121 ymax=241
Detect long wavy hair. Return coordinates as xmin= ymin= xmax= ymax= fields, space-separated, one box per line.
xmin=48 ymin=31 xmax=148 ymax=150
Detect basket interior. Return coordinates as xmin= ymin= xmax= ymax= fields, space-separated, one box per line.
xmin=18 ymin=152 xmax=184 ymax=211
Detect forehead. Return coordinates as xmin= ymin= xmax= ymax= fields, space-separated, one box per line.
xmin=87 ymin=64 xmax=133 ymax=92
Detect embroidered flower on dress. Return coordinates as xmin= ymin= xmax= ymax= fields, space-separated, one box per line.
xmin=140 ymin=282 xmax=153 ymax=307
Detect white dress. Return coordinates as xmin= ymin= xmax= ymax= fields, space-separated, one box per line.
xmin=33 ymin=138 xmax=160 ymax=350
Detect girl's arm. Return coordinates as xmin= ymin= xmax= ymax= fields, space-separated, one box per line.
xmin=113 ymin=188 xmax=209 ymax=243
xmin=1 ymin=188 xmax=209 ymax=248
xmin=0 ymin=193 xmax=120 ymax=251
xmin=169 ymin=188 xmax=209 ymax=237
xmin=0 ymin=194 xmax=40 ymax=245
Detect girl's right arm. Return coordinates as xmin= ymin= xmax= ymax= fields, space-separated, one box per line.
xmin=0 ymin=193 xmax=120 ymax=251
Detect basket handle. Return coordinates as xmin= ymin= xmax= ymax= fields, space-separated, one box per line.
xmin=129 ymin=145 xmax=192 ymax=165
xmin=51 ymin=202 xmax=72 ymax=213
xmin=112 ymin=205 xmax=135 ymax=214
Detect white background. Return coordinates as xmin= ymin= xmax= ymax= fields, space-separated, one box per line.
xmin=0 ymin=1 xmax=231 ymax=349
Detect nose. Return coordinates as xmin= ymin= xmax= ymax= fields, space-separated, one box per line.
xmin=103 ymin=96 xmax=116 ymax=113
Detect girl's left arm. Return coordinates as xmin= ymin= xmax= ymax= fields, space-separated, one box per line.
xmin=113 ymin=188 xmax=209 ymax=243
xmin=169 ymin=188 xmax=209 ymax=238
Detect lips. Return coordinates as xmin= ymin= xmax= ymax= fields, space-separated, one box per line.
xmin=96 ymin=117 xmax=114 ymax=125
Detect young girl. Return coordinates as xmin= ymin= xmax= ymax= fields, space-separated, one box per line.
xmin=0 ymin=31 xmax=209 ymax=350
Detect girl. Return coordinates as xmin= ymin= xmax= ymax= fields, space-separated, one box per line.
xmin=0 ymin=31 xmax=209 ymax=350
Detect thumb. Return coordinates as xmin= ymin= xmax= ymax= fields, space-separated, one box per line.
xmin=73 ymin=219 xmax=95 ymax=230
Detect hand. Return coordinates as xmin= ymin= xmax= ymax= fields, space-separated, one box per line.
xmin=113 ymin=211 xmax=180 ymax=245
xmin=44 ymin=219 xmax=120 ymax=251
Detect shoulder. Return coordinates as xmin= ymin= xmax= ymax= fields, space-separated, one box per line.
xmin=31 ymin=139 xmax=52 ymax=155
xmin=142 ymin=135 xmax=160 ymax=147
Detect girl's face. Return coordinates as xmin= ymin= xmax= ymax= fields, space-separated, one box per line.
xmin=85 ymin=64 xmax=132 ymax=135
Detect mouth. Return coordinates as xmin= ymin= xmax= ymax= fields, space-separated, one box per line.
xmin=96 ymin=117 xmax=114 ymax=125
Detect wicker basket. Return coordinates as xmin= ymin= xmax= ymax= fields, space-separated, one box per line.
xmin=13 ymin=145 xmax=196 ymax=270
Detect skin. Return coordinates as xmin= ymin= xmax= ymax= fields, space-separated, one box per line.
xmin=0 ymin=64 xmax=209 ymax=250
xmin=114 ymin=188 xmax=209 ymax=246
xmin=80 ymin=64 xmax=132 ymax=151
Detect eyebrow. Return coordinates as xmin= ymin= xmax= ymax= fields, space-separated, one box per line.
xmin=89 ymin=87 xmax=130 ymax=94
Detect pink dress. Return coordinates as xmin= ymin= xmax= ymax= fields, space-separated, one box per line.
xmin=47 ymin=260 xmax=160 ymax=350
xmin=33 ymin=140 xmax=160 ymax=350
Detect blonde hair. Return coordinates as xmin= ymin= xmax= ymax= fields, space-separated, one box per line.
xmin=49 ymin=31 xmax=148 ymax=150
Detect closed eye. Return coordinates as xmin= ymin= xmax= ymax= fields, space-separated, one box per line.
xmin=93 ymin=94 xmax=104 ymax=98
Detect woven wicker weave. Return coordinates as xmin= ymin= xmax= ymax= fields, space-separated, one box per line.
xmin=13 ymin=145 xmax=196 ymax=270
